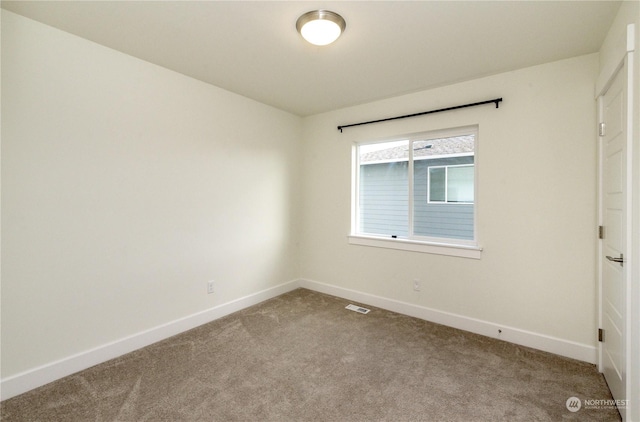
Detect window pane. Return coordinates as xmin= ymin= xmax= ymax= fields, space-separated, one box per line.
xmin=447 ymin=166 xmax=474 ymax=203
xmin=355 ymin=130 xmax=476 ymax=243
xmin=358 ymin=140 xmax=409 ymax=237
xmin=428 ymin=167 xmax=446 ymax=202
xmin=412 ymin=133 xmax=475 ymax=240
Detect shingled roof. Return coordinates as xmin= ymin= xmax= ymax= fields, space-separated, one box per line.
xmin=360 ymin=135 xmax=474 ymax=164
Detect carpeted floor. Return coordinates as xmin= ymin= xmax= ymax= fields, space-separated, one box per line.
xmin=1 ymin=288 xmax=620 ymax=421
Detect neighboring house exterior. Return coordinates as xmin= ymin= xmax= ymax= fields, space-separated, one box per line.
xmin=359 ymin=135 xmax=474 ymax=240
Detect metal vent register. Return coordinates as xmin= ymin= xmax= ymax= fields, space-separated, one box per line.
xmin=345 ymin=304 xmax=370 ymax=314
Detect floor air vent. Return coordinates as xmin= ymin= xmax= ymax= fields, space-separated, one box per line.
xmin=345 ymin=304 xmax=370 ymax=314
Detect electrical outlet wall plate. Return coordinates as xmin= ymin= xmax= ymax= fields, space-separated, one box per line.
xmin=207 ymin=281 xmax=215 ymax=294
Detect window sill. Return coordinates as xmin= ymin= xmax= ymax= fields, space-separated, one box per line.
xmin=348 ymin=234 xmax=482 ymax=259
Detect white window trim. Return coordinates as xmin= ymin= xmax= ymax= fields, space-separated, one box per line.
xmin=351 ymin=125 xmax=480 ymax=258
xmin=348 ymin=234 xmax=482 ymax=259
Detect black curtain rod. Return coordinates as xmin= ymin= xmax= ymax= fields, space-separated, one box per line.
xmin=337 ymin=98 xmax=503 ymax=132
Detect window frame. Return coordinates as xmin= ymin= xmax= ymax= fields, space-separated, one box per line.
xmin=349 ymin=126 xmax=481 ymax=259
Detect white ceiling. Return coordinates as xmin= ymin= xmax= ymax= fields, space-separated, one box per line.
xmin=2 ymin=1 xmax=622 ymax=116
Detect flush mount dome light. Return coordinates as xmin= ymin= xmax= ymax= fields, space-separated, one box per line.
xmin=296 ymin=10 xmax=346 ymax=46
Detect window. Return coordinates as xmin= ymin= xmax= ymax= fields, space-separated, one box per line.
xmin=428 ymin=165 xmax=474 ymax=204
xmin=350 ymin=126 xmax=481 ymax=258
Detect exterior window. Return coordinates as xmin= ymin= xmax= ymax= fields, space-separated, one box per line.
xmin=428 ymin=165 xmax=474 ymax=204
xmin=353 ymin=127 xmax=478 ymax=249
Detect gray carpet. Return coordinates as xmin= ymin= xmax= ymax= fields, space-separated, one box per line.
xmin=1 ymin=288 xmax=620 ymax=421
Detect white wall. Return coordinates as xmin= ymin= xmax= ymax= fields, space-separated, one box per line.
xmin=300 ymin=54 xmax=599 ymax=350
xmin=1 ymin=11 xmax=301 ymax=379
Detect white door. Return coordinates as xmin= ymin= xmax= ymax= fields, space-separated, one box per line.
xmin=600 ymin=61 xmax=627 ymax=411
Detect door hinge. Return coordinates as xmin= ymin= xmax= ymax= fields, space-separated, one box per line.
xmin=598 ymin=328 xmax=604 ymax=342
xmin=599 ymin=122 xmax=606 ymax=137
xmin=598 ymin=226 xmax=604 ymax=239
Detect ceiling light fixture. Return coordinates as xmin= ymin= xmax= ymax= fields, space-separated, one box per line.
xmin=296 ymin=10 xmax=346 ymax=46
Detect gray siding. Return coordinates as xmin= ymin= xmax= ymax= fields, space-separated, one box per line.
xmin=359 ymin=156 xmax=473 ymax=240
xmin=414 ymin=156 xmax=474 ymax=240
xmin=359 ymin=161 xmax=408 ymax=237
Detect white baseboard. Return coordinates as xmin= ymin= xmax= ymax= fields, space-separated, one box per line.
xmin=0 ymin=280 xmax=299 ymax=401
xmin=298 ymin=278 xmax=597 ymax=365
xmin=1 ymin=277 xmax=597 ymax=401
